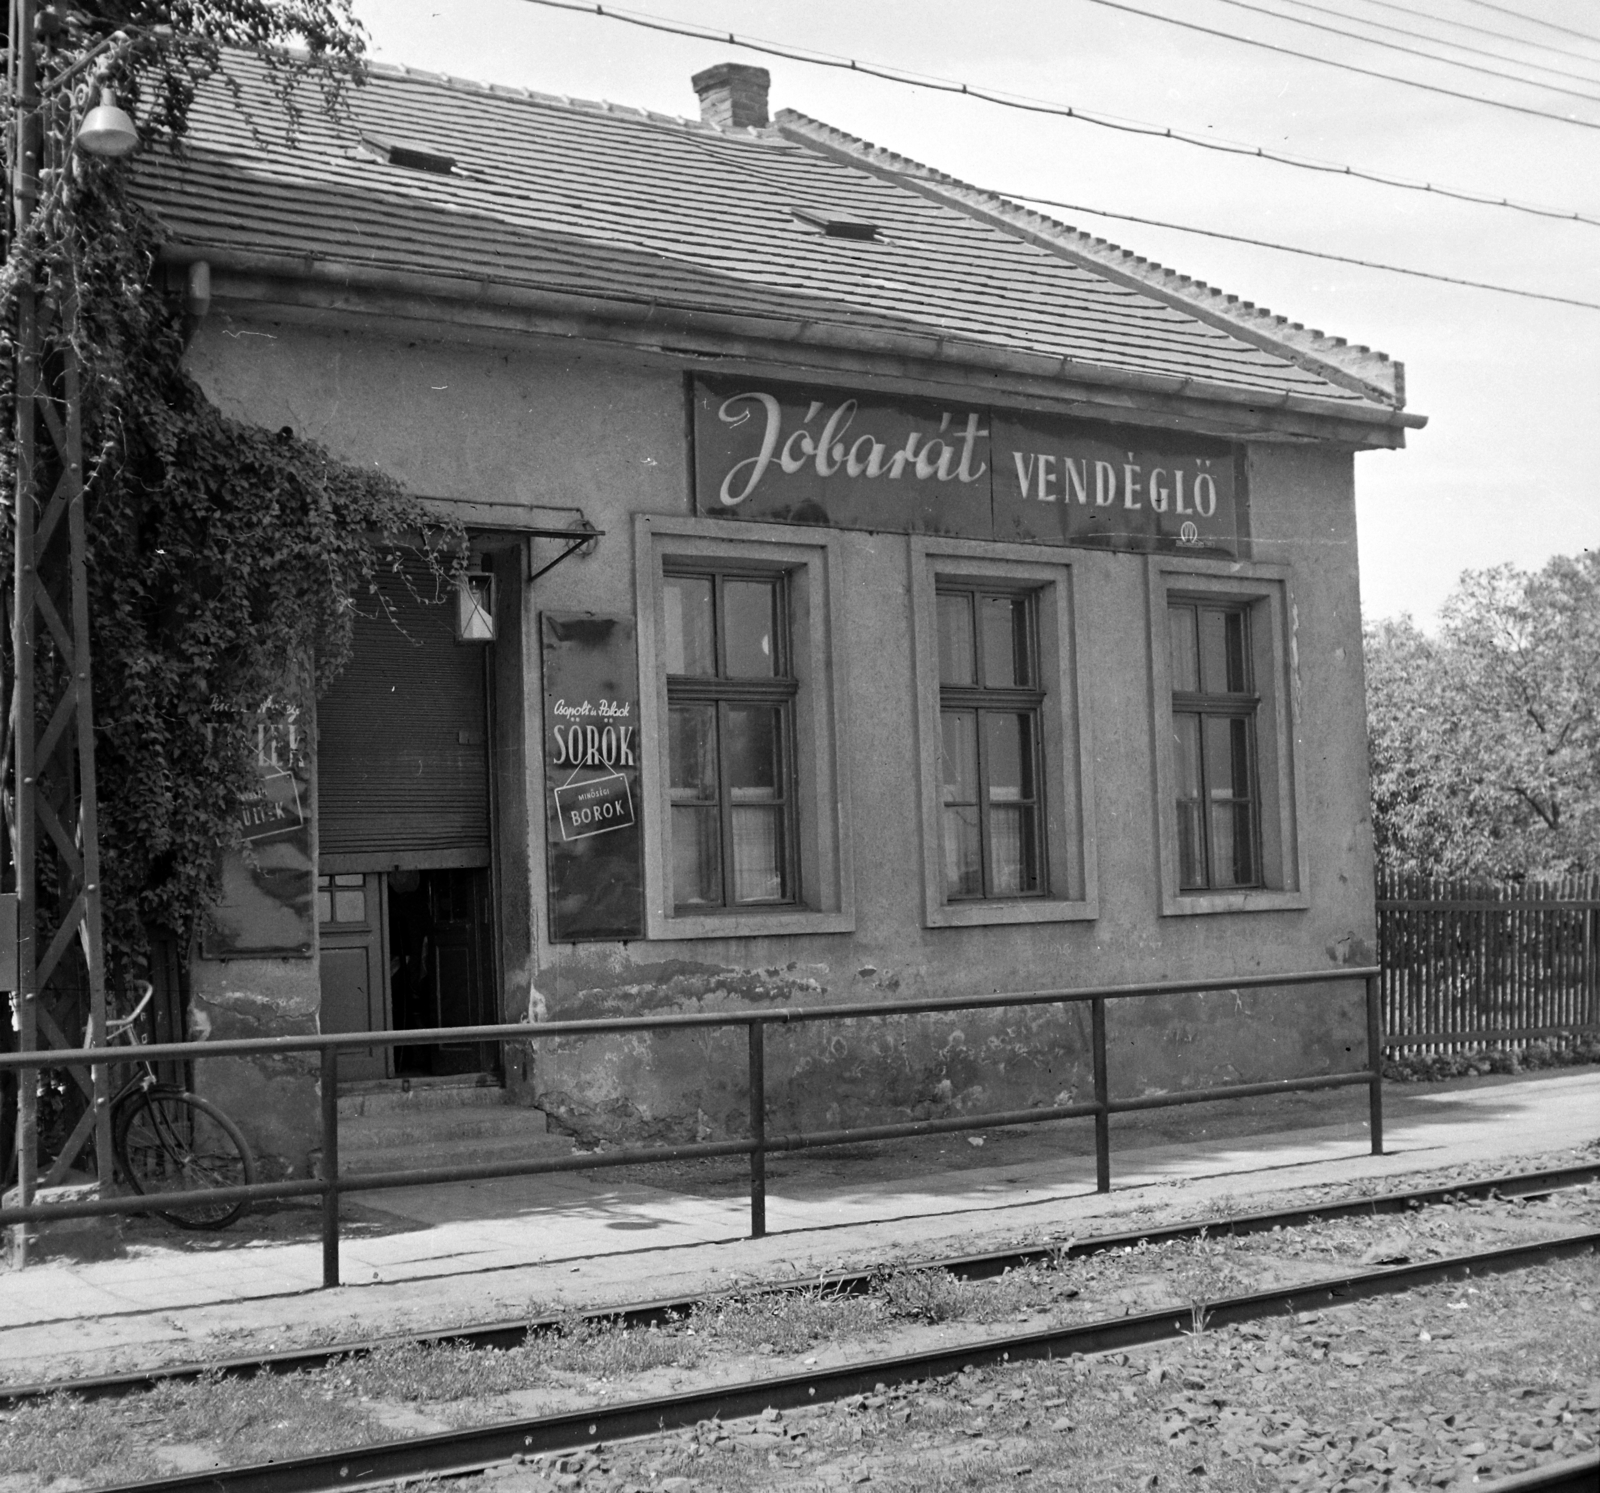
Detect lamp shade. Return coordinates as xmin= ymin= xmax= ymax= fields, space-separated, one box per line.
xmin=76 ymin=89 xmax=139 ymax=158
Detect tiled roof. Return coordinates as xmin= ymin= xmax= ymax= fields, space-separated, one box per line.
xmin=136 ymin=56 xmax=1409 ymax=424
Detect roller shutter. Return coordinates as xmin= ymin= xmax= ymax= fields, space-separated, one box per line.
xmin=317 ymin=567 xmax=490 ymax=866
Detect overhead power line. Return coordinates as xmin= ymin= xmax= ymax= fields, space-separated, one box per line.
xmin=1342 ymin=0 xmax=1600 ymax=70
xmin=1081 ymin=0 xmax=1600 ymax=128
xmin=1002 ymin=190 xmax=1600 ymax=313
xmin=516 ymin=0 xmax=1600 ymax=230
xmin=1456 ymin=0 xmax=1600 ymax=50
xmin=1260 ymin=0 xmax=1600 ymax=90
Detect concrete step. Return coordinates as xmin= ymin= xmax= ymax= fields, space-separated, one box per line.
xmin=337 ymin=1082 xmax=506 ymax=1119
xmin=334 ymin=1128 xmax=575 ymax=1178
xmin=338 ymin=1105 xmax=554 ymax=1152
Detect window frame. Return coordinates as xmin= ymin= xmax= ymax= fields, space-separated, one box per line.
xmin=910 ymin=536 xmax=1097 ymax=929
xmin=636 ymin=515 xmax=855 ymax=940
xmin=1167 ymin=600 xmax=1262 ymax=892
xmin=935 ymin=585 xmax=1048 ymax=902
xmin=662 ymin=566 xmax=801 ymax=912
xmin=1147 ymin=557 xmax=1308 ymax=916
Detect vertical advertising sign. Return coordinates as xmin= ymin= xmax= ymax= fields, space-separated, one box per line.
xmin=201 ymin=696 xmax=316 ymax=958
xmin=541 ymin=613 xmax=645 ymax=942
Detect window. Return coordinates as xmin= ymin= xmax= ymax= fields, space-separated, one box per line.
xmin=1168 ymin=602 xmax=1259 ymax=891
xmin=910 ymin=538 xmax=1096 ymax=928
xmin=663 ymin=569 xmax=797 ymax=911
xmin=936 ymin=588 xmax=1044 ymax=900
xmin=316 ymin=872 xmax=369 ymax=926
xmin=1148 ymin=560 xmax=1307 ymax=915
xmin=635 ymin=516 xmax=854 ymax=940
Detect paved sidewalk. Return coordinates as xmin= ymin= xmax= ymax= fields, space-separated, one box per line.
xmin=0 ymin=1069 xmax=1595 ymax=1386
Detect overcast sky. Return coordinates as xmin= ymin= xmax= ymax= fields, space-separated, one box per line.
xmin=354 ymin=0 xmax=1600 ymax=628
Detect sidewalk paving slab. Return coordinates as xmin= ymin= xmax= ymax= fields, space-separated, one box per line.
xmin=0 ymin=1068 xmax=1595 ymax=1387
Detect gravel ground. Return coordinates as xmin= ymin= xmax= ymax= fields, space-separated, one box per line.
xmin=464 ymin=1256 xmax=1599 ymax=1493
xmin=1 ymin=1175 xmax=1595 ymax=1491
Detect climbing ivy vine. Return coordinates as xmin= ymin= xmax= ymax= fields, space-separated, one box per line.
xmin=2 ymin=3 xmax=457 ymax=988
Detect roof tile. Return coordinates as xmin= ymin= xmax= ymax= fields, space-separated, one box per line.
xmin=136 ymin=56 xmax=1400 ymax=416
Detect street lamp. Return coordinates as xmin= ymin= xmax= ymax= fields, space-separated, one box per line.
xmin=74 ymin=88 xmax=138 ymax=158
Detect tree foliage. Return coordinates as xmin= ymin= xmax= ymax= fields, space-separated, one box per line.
xmin=1366 ymin=551 xmax=1600 ymax=879
xmin=2 ymin=3 xmax=455 ymax=987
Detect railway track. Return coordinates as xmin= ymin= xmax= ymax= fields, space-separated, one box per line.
xmin=1476 ymin=1454 xmax=1600 ymax=1492
xmin=6 ymin=1159 xmax=1595 ymax=1407
xmin=74 ymin=1224 xmax=1599 ymax=1493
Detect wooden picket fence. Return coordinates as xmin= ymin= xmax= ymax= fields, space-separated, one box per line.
xmin=1378 ymin=874 xmax=1600 ymax=1050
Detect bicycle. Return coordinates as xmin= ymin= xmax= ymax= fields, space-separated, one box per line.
xmin=101 ymin=981 xmax=257 ymax=1230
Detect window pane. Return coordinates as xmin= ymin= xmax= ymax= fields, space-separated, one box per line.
xmin=937 ymin=592 xmax=975 ymax=686
xmin=984 ymin=712 xmax=1032 ymax=804
xmin=1203 ymin=715 xmax=1257 ymax=888
xmin=1209 ymin=796 xmax=1238 ymax=887
xmin=671 ymin=806 xmax=721 ymax=906
xmin=725 ymin=705 xmax=780 ymax=794
xmin=663 ymin=575 xmax=714 ymax=676
xmin=723 ymin=578 xmax=778 ymax=678
xmin=943 ymin=806 xmax=982 ymax=898
xmin=1173 ymin=713 xmax=1203 ymax=800
xmin=980 ymin=594 xmax=1028 ymax=687
xmin=1208 ymin=797 xmax=1257 ymax=888
xmin=1177 ymin=801 xmax=1206 ymax=889
xmin=941 ymin=710 xmax=978 ymax=802
xmin=668 ymin=704 xmax=717 ymax=799
xmin=1228 ymin=716 xmax=1253 ymax=798
xmin=1173 ymin=713 xmax=1206 ymax=889
xmin=332 ymin=888 xmax=366 ymax=923
xmin=1199 ymin=607 xmax=1248 ymax=693
xmin=316 ymin=890 xmax=333 ymax=925
xmin=989 ymin=805 xmax=1039 ymax=896
xmin=1168 ymin=605 xmax=1199 ymax=693
xmin=731 ymin=806 xmax=786 ymax=902
xmin=1204 ymin=715 xmax=1250 ymax=803
xmin=1209 ymin=800 xmax=1257 ymax=887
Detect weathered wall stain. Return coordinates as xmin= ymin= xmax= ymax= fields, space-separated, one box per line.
xmin=188 ymin=959 xmax=320 ymax=1176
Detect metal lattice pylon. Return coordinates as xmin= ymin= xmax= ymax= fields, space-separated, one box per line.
xmin=6 ymin=0 xmax=111 ymax=1266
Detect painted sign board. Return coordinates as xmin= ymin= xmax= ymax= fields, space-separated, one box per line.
xmin=692 ymin=378 xmax=1241 ymax=556
xmin=202 ymin=698 xmax=316 ymax=959
xmin=541 ymin=613 xmax=645 ymax=942
xmin=554 ymin=771 xmax=635 ymax=841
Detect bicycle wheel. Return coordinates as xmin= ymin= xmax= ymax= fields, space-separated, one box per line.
xmin=113 ymin=1085 xmax=255 ymax=1230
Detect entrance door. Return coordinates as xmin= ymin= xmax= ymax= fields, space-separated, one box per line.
xmin=315 ymin=561 xmax=498 ymax=1082
xmin=388 ymin=867 xmax=497 ymax=1076
xmin=318 ymin=872 xmax=390 ymax=1082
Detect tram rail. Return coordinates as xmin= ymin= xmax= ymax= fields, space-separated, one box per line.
xmin=1476 ymin=1453 xmax=1600 ymax=1492
xmin=61 ymin=1224 xmax=1600 ymax=1493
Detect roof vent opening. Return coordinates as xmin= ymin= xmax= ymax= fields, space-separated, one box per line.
xmin=791 ymin=206 xmax=880 ymax=241
xmin=361 ymin=134 xmax=457 ymax=175
xmin=692 ymin=62 xmax=770 ymax=130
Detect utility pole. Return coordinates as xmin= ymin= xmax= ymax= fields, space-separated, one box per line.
xmin=7 ymin=0 xmax=112 ymax=1266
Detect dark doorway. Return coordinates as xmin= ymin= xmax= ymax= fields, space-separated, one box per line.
xmin=388 ymin=867 xmax=498 ymax=1077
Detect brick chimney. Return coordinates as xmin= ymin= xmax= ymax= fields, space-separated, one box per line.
xmin=691 ymin=62 xmax=770 ymax=130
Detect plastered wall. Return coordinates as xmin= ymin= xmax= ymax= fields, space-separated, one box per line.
xmin=188 ymin=314 xmax=1377 ymax=1160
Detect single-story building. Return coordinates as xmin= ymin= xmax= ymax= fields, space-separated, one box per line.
xmin=137 ymin=55 xmax=1421 ymax=1175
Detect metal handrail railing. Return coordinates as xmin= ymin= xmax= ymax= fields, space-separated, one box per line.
xmin=1 ymin=966 xmax=1383 ymax=1286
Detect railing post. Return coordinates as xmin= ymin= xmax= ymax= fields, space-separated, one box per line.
xmin=748 ymin=1021 xmax=767 ymax=1239
xmin=1091 ymin=996 xmax=1110 ymax=1193
xmin=320 ymin=1046 xmax=340 ymax=1287
xmin=1365 ymin=972 xmax=1384 ymax=1156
